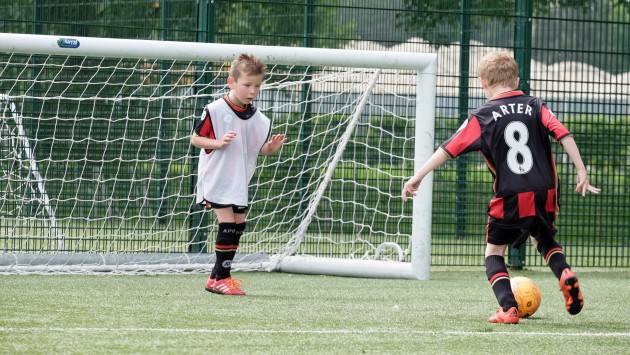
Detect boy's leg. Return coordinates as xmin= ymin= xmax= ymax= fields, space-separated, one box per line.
xmin=486 ymin=254 xmax=516 ymax=310
xmin=485 ymin=242 xmax=519 ymax=323
xmin=220 ymin=220 xmax=246 ymax=278
xmin=227 ymin=209 xmax=246 ymax=276
xmin=209 ymin=206 xmax=246 ymax=279
xmin=212 ymin=221 xmax=238 ymax=280
xmin=485 ymin=225 xmax=519 ymax=324
xmin=204 ymin=207 xmax=236 ymax=290
xmin=530 ymin=235 xmax=583 ymax=315
xmin=206 ymin=206 xmax=247 ymax=295
xmin=530 ymin=236 xmax=570 ymax=278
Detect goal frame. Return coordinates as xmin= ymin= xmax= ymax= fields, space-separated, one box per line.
xmin=0 ymin=33 xmax=436 ymax=279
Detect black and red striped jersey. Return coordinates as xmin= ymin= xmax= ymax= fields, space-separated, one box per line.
xmin=440 ymin=91 xmax=571 ymax=228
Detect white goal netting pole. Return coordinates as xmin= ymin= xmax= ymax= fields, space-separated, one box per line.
xmin=0 ymin=95 xmax=64 ymax=249
xmin=274 ymin=63 xmax=437 ymax=280
xmin=412 ymin=63 xmax=437 ymax=280
xmin=281 ymin=69 xmax=381 ymax=256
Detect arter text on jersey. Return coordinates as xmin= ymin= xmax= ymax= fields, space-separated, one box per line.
xmin=492 ymin=103 xmax=533 ymax=121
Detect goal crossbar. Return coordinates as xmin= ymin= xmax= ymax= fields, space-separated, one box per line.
xmin=0 ymin=33 xmax=436 ymax=71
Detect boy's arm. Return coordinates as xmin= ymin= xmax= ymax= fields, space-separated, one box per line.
xmin=559 ymin=135 xmax=601 ymax=197
xmin=190 ymin=131 xmax=236 ymax=150
xmin=402 ymin=147 xmax=450 ymax=201
xmin=260 ymin=134 xmax=287 ymax=156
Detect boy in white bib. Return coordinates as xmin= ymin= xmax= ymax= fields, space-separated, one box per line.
xmin=191 ymin=54 xmax=287 ymax=295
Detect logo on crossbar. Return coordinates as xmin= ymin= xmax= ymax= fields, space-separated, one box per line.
xmin=57 ymin=38 xmax=80 ymax=49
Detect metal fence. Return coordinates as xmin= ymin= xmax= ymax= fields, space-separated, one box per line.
xmin=0 ymin=0 xmax=628 ymax=268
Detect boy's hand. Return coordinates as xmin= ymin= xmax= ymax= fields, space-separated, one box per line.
xmin=219 ymin=131 xmax=237 ymax=148
xmin=400 ymin=148 xmax=450 ymax=202
xmin=401 ymin=176 xmax=422 ymax=202
xmin=260 ymin=134 xmax=287 ymax=155
xmin=266 ymin=134 xmax=287 ymax=153
xmin=576 ymin=169 xmax=601 ymax=197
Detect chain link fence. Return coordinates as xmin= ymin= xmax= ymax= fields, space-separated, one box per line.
xmin=1 ymin=0 xmax=628 ymax=267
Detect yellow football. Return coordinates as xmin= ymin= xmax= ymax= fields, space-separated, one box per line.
xmin=511 ymin=276 xmax=542 ymax=318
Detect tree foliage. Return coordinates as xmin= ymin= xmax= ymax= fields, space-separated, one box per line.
xmin=0 ymin=1 xmax=356 ymax=47
xmin=396 ymin=0 xmax=596 ymax=46
xmin=212 ymin=0 xmax=356 ymax=47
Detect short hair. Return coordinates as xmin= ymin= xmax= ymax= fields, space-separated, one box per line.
xmin=229 ymin=53 xmax=267 ymax=80
xmin=477 ymin=52 xmax=519 ymax=88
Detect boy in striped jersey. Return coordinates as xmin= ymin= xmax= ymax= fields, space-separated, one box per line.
xmin=402 ymin=52 xmax=600 ymax=323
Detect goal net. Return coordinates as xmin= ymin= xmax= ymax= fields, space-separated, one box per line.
xmin=0 ymin=33 xmax=436 ymax=278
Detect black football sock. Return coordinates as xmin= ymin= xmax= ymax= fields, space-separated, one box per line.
xmin=223 ymin=222 xmax=246 ymax=274
xmin=485 ymin=255 xmax=518 ymax=311
xmin=213 ymin=222 xmax=238 ymax=280
xmin=537 ymin=240 xmax=570 ymax=279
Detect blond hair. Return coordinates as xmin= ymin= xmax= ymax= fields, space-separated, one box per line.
xmin=229 ymin=53 xmax=267 ymax=80
xmin=477 ymin=52 xmax=519 ymax=88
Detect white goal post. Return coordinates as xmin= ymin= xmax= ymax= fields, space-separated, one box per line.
xmin=0 ymin=33 xmax=436 ymax=279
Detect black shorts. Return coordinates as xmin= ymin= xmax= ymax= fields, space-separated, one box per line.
xmin=205 ymin=201 xmax=249 ymax=214
xmin=486 ymin=221 xmax=557 ymax=248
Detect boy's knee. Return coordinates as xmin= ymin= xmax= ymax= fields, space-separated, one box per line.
xmin=536 ymin=239 xmax=562 ymax=255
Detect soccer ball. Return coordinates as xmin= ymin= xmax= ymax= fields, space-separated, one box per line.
xmin=510 ymin=276 xmax=542 ymax=318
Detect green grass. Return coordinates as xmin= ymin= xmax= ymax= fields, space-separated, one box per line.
xmin=1 ymin=268 xmax=629 ymax=354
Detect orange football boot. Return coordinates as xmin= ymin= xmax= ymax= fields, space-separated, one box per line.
xmin=488 ymin=307 xmax=519 ymax=324
xmin=559 ymin=269 xmax=583 ymax=315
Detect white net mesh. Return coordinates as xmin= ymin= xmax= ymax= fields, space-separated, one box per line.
xmin=0 ymin=45 xmax=424 ymax=274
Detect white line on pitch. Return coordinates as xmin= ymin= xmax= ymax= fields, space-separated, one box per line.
xmin=0 ymin=327 xmax=629 ymax=337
